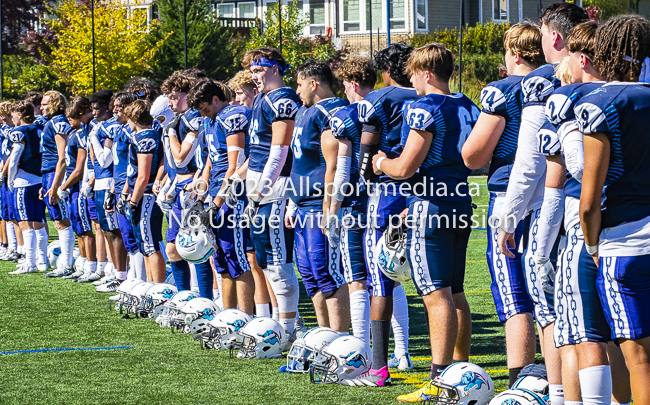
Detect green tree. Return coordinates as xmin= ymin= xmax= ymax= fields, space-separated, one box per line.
xmin=147 ymin=0 xmax=245 ymax=83
xmin=582 ymin=0 xmax=628 ymax=19
xmin=46 ymin=0 xmax=168 ymax=94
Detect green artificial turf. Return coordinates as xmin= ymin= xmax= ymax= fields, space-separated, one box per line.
xmin=0 ymin=177 xmax=542 ymax=404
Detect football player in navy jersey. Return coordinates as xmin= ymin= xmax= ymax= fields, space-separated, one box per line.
xmin=350 ymin=43 xmax=417 ymax=386
xmin=60 ymin=97 xmax=99 ymax=282
xmin=496 ymin=4 xmax=588 ymax=398
xmin=87 ymin=90 xmax=113 ymax=283
xmin=461 ymin=22 xmax=544 ymax=387
xmin=122 ymin=100 xmax=166 ymax=283
xmin=327 ymin=58 xmax=376 ymax=345
xmin=578 ymin=15 xmax=650 ymax=404
xmin=39 ymin=91 xmax=77 ymax=278
xmin=285 ymin=60 xmax=350 ymax=332
xmin=369 ymin=44 xmax=478 ymax=401
xmin=25 ymin=92 xmax=47 ymax=127
xmin=188 ymin=79 xmax=255 ymax=307
xmin=5 ymin=101 xmax=47 ymax=275
xmin=229 ymin=70 xmax=278 ymax=319
xmin=240 ymin=47 xmax=302 ymax=339
xmin=0 ymin=101 xmax=22 ymax=262
xmin=160 ymin=72 xmax=204 ymax=293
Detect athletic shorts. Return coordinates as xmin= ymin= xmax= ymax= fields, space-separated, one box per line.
xmin=408 ymin=199 xmax=472 ymax=296
xmin=14 ymin=184 xmax=46 ymax=223
xmin=340 ymin=204 xmax=368 ymax=284
xmin=555 ymin=197 xmax=611 ymax=346
xmin=94 ymin=190 xmax=118 ymax=232
xmin=42 ymin=171 xmax=69 ymax=221
xmin=2 ymin=185 xmax=15 ymax=221
xmin=130 ymin=194 xmax=163 ymax=257
xmin=251 ymin=199 xmax=294 ymax=269
xmin=212 ymin=199 xmax=251 ymax=279
xmin=86 ymin=193 xmax=98 ymax=221
xmin=118 ymin=212 xmax=139 ymax=254
xmin=294 ymin=208 xmax=345 ymax=297
xmin=69 ymin=185 xmax=92 ymax=235
xmin=166 ymin=178 xmax=193 ymax=243
xmin=487 ymin=192 xmax=534 ymax=323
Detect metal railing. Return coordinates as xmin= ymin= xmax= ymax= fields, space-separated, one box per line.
xmin=216 ymin=17 xmax=261 ymax=34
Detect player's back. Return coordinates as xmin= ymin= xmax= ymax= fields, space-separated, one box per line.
xmin=9 ymin=123 xmax=43 ymax=176
xmin=41 ymin=115 xmax=73 ymax=173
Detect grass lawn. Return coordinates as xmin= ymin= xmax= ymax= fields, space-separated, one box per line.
xmin=0 ymin=177 xmax=543 ymax=404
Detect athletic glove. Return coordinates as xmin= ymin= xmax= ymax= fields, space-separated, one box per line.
xmin=103 ymin=191 xmax=116 ymax=211
xmin=243 ymin=197 xmax=261 ymax=226
xmin=219 ymin=173 xmax=243 ymax=209
xmin=81 ymin=184 xmax=94 ymax=198
xmin=125 ymin=201 xmax=137 ymax=227
xmin=57 ymin=187 xmax=70 ymax=201
xmin=534 ymin=255 xmax=556 ymax=295
xmin=183 ymin=199 xmax=204 ymax=227
xmin=0 ymin=176 xmax=6 ymax=188
xmin=116 ymin=193 xmax=129 ymax=216
xmin=200 ymin=202 xmax=221 ymax=229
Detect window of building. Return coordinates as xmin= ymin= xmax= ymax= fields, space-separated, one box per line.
xmin=389 ymin=0 xmax=405 ymax=29
xmin=493 ymin=0 xmax=507 ymax=21
xmin=340 ymin=0 xmax=407 ymax=34
xmin=415 ymin=0 xmax=426 ymax=30
xmin=217 ymin=2 xmax=235 ymax=18
xmin=239 ymin=2 xmax=256 ymax=18
xmin=309 ymin=0 xmax=326 ymax=34
xmin=343 ymin=0 xmax=361 ymax=31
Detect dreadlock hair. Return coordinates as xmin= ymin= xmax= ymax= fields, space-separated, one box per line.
xmin=124 ymin=77 xmax=159 ymax=102
xmin=374 ymin=43 xmax=413 ymax=87
xmin=593 ymin=15 xmax=650 ymax=82
xmin=11 ymin=100 xmax=36 ymax=124
xmin=187 ymin=79 xmax=232 ymax=109
xmin=540 ymin=3 xmax=589 ymax=40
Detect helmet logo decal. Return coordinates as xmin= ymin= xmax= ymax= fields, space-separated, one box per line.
xmin=162 ymin=289 xmax=174 ymax=299
xmin=377 ymin=247 xmax=394 ymax=272
xmin=503 ymin=400 xmax=521 ymax=405
xmin=454 ymin=371 xmax=488 ymax=392
xmin=228 ymin=319 xmax=246 ymax=331
xmin=258 ymin=330 xmax=280 ymax=345
xmin=344 ymin=352 xmax=364 ymax=368
xmin=199 ymin=308 xmax=215 ymax=320
xmin=178 ymin=233 xmax=197 ymax=249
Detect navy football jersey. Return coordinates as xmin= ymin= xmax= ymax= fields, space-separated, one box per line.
xmin=82 ymin=120 xmax=97 ymax=174
xmin=65 ymin=129 xmax=87 ymax=176
xmin=521 ymin=64 xmax=561 ymax=108
xmin=545 ymin=82 xmax=605 ymax=199
xmin=479 ymin=75 xmax=524 ymax=192
xmin=289 ymin=98 xmax=349 ymax=208
xmin=41 ymin=115 xmax=73 ymax=173
xmin=34 ymin=115 xmax=48 ymax=129
xmin=127 ymin=128 xmax=163 ymax=193
xmin=403 ymin=93 xmax=478 ymax=203
xmin=205 ymin=105 xmax=251 ymax=196
xmin=575 ymin=82 xmax=650 ymax=228
xmin=175 ymin=109 xmax=202 ymax=175
xmin=8 ymin=124 xmax=43 ymax=176
xmin=91 ymin=118 xmax=122 ymax=180
xmin=331 ymin=103 xmax=367 ymax=208
xmin=113 ymin=124 xmax=132 ymax=191
xmin=0 ymin=125 xmax=11 ymax=163
xmin=248 ymin=87 xmax=301 ymax=176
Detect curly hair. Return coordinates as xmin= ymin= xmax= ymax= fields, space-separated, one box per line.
xmin=405 ymin=43 xmax=455 ymax=82
xmin=334 ymin=57 xmax=377 ymax=89
xmin=228 ymin=70 xmax=257 ymax=93
xmin=374 ymin=43 xmax=413 ymax=87
xmin=567 ymin=21 xmax=598 ymax=61
xmin=11 ymin=100 xmax=36 ymax=124
xmin=43 ymin=90 xmax=68 ymax=117
xmin=110 ymin=92 xmax=138 ymax=111
xmin=593 ymin=15 xmax=650 ymax=82
xmin=504 ymin=21 xmax=545 ymax=68
xmin=0 ymin=101 xmax=12 ymax=117
xmin=124 ymin=77 xmax=159 ymax=102
xmin=161 ymin=73 xmax=193 ymax=95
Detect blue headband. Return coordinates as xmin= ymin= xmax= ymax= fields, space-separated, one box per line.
xmin=251 ymin=57 xmax=290 ymax=76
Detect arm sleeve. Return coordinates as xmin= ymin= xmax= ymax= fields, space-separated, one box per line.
xmin=174 ymin=132 xmax=199 ymax=167
xmin=8 ymin=143 xmax=25 ymax=185
xmin=562 ymin=130 xmax=585 ymax=182
xmin=332 ymin=156 xmax=351 ymax=202
xmin=499 ymin=105 xmax=548 ymax=233
xmin=535 ymin=187 xmax=565 ymax=259
xmin=255 ymin=144 xmax=289 ymax=196
xmin=89 ymin=129 xmax=113 ymax=168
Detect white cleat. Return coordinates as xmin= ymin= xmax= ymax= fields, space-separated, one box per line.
xmin=96 ymin=279 xmax=122 ymax=293
xmin=9 ymin=264 xmax=38 ymax=274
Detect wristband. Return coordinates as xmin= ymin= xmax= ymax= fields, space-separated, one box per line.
xmin=376 ymin=156 xmax=387 ymax=172
xmin=586 ymin=244 xmax=598 ymax=256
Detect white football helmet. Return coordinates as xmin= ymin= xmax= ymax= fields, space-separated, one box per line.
xmin=309 ymin=335 xmax=372 ymax=384
xmin=197 ymin=309 xmax=252 ymax=350
xmin=512 ymin=364 xmax=549 ymax=398
xmin=175 ymin=224 xmax=216 ymax=264
xmin=287 ymin=327 xmax=341 ymax=373
xmin=232 ymin=317 xmax=285 ymax=359
xmin=115 ymin=279 xmax=146 ymax=313
xmin=489 ymin=388 xmax=547 ymax=405
xmin=425 ymin=362 xmax=494 ymax=405
xmin=47 ymin=240 xmax=62 ymax=269
xmin=139 ymin=283 xmax=178 ymax=319
xmin=156 ymin=290 xmax=199 ymax=327
xmin=375 ymin=223 xmax=411 ymax=282
xmin=171 ymin=297 xmax=220 ymax=334
xmin=125 ymin=282 xmax=155 ymax=315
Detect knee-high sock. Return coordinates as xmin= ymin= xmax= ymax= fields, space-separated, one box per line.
xmin=170 ymin=260 xmax=191 ymax=291
xmin=21 ymin=229 xmax=36 ymax=267
xmin=549 ymin=384 xmax=565 ymax=405
xmin=129 ymin=251 xmax=146 ymax=281
xmin=58 ymin=226 xmax=75 ymax=269
xmin=194 ymin=261 xmax=214 ymax=300
xmin=349 ymin=289 xmax=371 ymax=344
xmin=7 ymin=223 xmax=16 ymax=251
xmin=371 ymin=320 xmax=390 ymax=370
xmin=579 ymin=366 xmax=612 ymax=405
xmin=391 ymin=284 xmax=409 ymax=357
xmin=35 ymin=227 xmax=48 ymax=265
xmin=189 ymin=263 xmax=199 ymax=291
xmin=256 ymin=303 xmax=271 ymax=317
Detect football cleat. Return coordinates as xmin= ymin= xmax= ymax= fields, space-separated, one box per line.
xmin=96 ymin=279 xmax=123 ymax=293
xmin=36 ymin=263 xmax=49 ymax=272
xmin=339 ymin=366 xmax=391 ymax=387
xmin=388 ymin=352 xmax=414 ymax=370
xmin=77 ymin=272 xmax=101 ymax=283
xmin=294 ymin=317 xmax=308 ymax=338
xmin=8 ymin=264 xmax=38 ymax=274
xmin=397 ymin=380 xmax=442 ymax=403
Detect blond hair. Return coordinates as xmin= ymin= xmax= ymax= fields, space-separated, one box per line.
xmin=554 ymin=56 xmax=573 ymax=85
xmin=405 ymin=43 xmax=454 ymax=82
xmin=228 ymin=70 xmax=256 ymax=93
xmin=504 ymin=21 xmax=545 ymax=68
xmin=0 ymin=101 xmax=12 ymax=117
xmin=44 ymin=90 xmax=68 ymax=117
